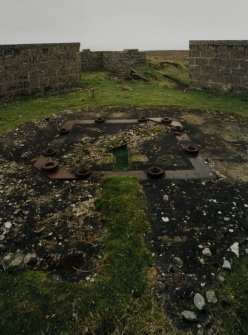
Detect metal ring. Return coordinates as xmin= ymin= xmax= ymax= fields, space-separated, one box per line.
xmin=138 ymin=117 xmax=148 ymax=123
xmin=183 ymin=144 xmax=199 ymax=155
xmin=75 ymin=168 xmax=91 ymax=179
xmin=171 ymin=125 xmax=184 ymax=132
xmin=42 ymin=161 xmax=59 ymax=171
xmin=95 ymin=117 xmax=105 ymax=124
xmin=58 ymin=127 xmax=69 ymax=135
xmin=42 ymin=148 xmax=56 ymax=156
xmin=161 ymin=117 xmax=172 ymax=124
xmin=146 ymin=166 xmax=165 ymax=179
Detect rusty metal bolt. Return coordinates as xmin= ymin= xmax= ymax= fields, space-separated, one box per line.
xmin=161 ymin=117 xmax=172 ymax=124
xmin=58 ymin=127 xmax=69 ymax=135
xmin=75 ymin=168 xmax=91 ymax=179
xmin=183 ymin=144 xmax=199 ymax=155
xmin=146 ymin=166 xmax=165 ymax=179
xmin=138 ymin=117 xmax=148 ymax=123
xmin=171 ymin=125 xmax=184 ymax=132
xmin=42 ymin=161 xmax=59 ymax=171
xmin=42 ymin=148 xmax=56 ymax=157
xmin=95 ymin=117 xmax=105 ymax=124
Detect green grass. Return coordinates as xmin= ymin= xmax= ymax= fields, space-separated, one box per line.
xmin=0 ymin=70 xmax=247 ymax=134
xmin=214 ymin=257 xmax=248 ymax=335
xmin=0 ymin=177 xmax=180 ymax=335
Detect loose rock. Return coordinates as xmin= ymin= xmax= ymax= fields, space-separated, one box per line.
xmin=194 ymin=293 xmax=206 ymax=310
xmin=229 ymin=242 xmax=239 ymax=258
xmin=173 ymin=256 xmax=183 ymax=268
xmin=202 ymin=248 xmax=211 ymax=256
xmin=222 ymin=259 xmax=231 ymax=270
xmin=206 ymin=290 xmax=218 ymax=304
xmin=181 ymin=310 xmax=198 ymax=321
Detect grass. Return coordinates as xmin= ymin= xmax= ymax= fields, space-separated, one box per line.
xmin=0 ymin=68 xmax=247 ymax=134
xmin=213 ymin=257 xmax=248 ymax=335
xmin=0 ymin=177 xmax=180 ymax=335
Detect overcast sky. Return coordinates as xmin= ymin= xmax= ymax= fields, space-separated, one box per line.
xmin=0 ymin=0 xmax=247 ymax=50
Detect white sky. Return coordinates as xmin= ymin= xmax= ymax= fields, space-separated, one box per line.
xmin=0 ymin=0 xmax=247 ymax=50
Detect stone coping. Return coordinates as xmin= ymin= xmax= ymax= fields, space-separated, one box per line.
xmin=0 ymin=43 xmax=80 ymax=50
xmin=190 ymin=40 xmax=248 ymax=46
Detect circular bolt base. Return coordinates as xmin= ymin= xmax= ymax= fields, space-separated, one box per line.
xmin=146 ymin=166 xmax=165 ymax=179
xmin=42 ymin=161 xmax=59 ymax=171
xmin=183 ymin=144 xmax=199 ymax=155
xmin=58 ymin=128 xmax=69 ymax=135
xmin=42 ymin=148 xmax=56 ymax=157
xmin=95 ymin=117 xmax=105 ymax=124
xmin=138 ymin=117 xmax=147 ymax=123
xmin=75 ymin=168 xmax=92 ymax=179
xmin=161 ymin=117 xmax=172 ymax=124
xmin=171 ymin=125 xmax=184 ymax=132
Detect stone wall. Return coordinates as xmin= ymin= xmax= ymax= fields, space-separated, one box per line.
xmin=0 ymin=43 xmax=81 ymax=99
xmin=189 ymin=40 xmax=248 ymax=93
xmin=81 ymin=49 xmax=146 ymax=78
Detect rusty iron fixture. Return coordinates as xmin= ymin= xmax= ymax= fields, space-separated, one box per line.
xmin=138 ymin=117 xmax=148 ymax=123
xmin=33 ymin=117 xmax=215 ymax=181
xmin=58 ymin=127 xmax=69 ymax=135
xmin=161 ymin=117 xmax=172 ymax=124
xmin=171 ymin=125 xmax=184 ymax=132
xmin=146 ymin=166 xmax=165 ymax=179
xmin=41 ymin=160 xmax=59 ymax=171
xmin=75 ymin=168 xmax=92 ymax=179
xmin=95 ymin=117 xmax=105 ymax=124
xmin=42 ymin=148 xmax=56 ymax=156
xmin=183 ymin=144 xmax=199 ymax=156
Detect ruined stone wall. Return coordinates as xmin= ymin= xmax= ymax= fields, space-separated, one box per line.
xmin=81 ymin=49 xmax=146 ymax=77
xmin=0 ymin=43 xmax=81 ymax=99
xmin=189 ymin=40 xmax=248 ymax=93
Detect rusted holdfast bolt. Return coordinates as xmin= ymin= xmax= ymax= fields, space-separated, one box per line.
xmin=160 ymin=117 xmax=172 ymax=124
xmin=41 ymin=160 xmax=59 ymax=171
xmin=42 ymin=148 xmax=56 ymax=157
xmin=138 ymin=117 xmax=148 ymax=123
xmin=171 ymin=125 xmax=184 ymax=132
xmin=183 ymin=144 xmax=199 ymax=156
xmin=146 ymin=166 xmax=165 ymax=179
xmin=75 ymin=168 xmax=92 ymax=179
xmin=95 ymin=117 xmax=105 ymax=124
xmin=58 ymin=127 xmax=69 ymax=135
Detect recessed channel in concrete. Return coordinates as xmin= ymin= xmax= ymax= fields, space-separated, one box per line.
xmin=33 ymin=117 xmax=215 ymax=180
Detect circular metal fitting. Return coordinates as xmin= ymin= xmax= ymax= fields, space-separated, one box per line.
xmin=75 ymin=168 xmax=92 ymax=179
xmin=138 ymin=117 xmax=147 ymax=123
xmin=146 ymin=166 xmax=165 ymax=179
xmin=58 ymin=127 xmax=69 ymax=135
xmin=183 ymin=144 xmax=199 ymax=155
xmin=161 ymin=117 xmax=172 ymax=124
xmin=171 ymin=125 xmax=184 ymax=132
xmin=42 ymin=148 xmax=56 ymax=157
xmin=42 ymin=160 xmax=59 ymax=171
xmin=95 ymin=117 xmax=105 ymax=124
